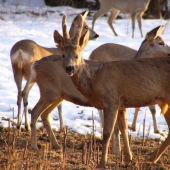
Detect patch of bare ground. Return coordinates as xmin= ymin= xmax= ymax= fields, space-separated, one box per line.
xmin=0 ymin=125 xmax=170 ymax=170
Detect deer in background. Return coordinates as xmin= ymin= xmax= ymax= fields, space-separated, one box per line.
xmin=92 ymin=0 xmax=151 ymax=38
xmin=55 ymin=14 xmax=170 ymax=168
xmin=90 ymin=25 xmax=170 ymax=145
xmin=10 ymin=11 xmax=99 ymax=131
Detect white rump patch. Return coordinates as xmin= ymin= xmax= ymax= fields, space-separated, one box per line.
xmin=11 ymin=49 xmax=31 ymax=68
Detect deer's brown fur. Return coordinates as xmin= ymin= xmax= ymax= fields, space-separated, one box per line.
xmin=27 ymin=21 xmax=170 ymax=161
xmin=54 ymin=14 xmax=170 ymax=168
xmin=27 ymin=55 xmax=93 ymax=150
xmin=89 ymin=25 xmax=170 ymax=155
xmin=10 ymin=11 xmax=99 ymax=131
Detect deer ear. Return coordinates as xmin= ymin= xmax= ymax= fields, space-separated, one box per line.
xmin=53 ymin=30 xmax=64 ymax=50
xmin=79 ymin=30 xmax=89 ymax=50
xmin=146 ymin=25 xmax=165 ymax=43
xmin=80 ymin=10 xmax=89 ymax=19
xmin=69 ymin=13 xmax=84 ymax=38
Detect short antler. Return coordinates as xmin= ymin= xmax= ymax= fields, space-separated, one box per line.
xmin=62 ymin=14 xmax=84 ymax=45
xmin=62 ymin=15 xmax=70 ymax=44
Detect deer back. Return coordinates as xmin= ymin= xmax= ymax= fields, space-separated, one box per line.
xmin=89 ymin=25 xmax=170 ymax=62
xmin=99 ymin=0 xmax=150 ymax=13
xmin=89 ymin=43 xmax=137 ymax=62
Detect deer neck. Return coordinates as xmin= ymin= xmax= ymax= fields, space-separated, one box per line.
xmin=134 ymin=39 xmax=148 ymax=59
xmin=71 ymin=60 xmax=103 ymax=100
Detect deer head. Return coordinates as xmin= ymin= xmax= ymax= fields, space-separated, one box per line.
xmin=134 ymin=25 xmax=170 ymax=58
xmin=145 ymin=25 xmax=167 ymax=52
xmin=69 ymin=10 xmax=99 ymax=40
xmin=54 ymin=14 xmax=89 ymax=76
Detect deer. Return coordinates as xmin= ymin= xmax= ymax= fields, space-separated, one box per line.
xmin=27 ymin=24 xmax=170 ymax=157
xmin=10 ymin=10 xmax=99 ymax=131
xmin=89 ymin=25 xmax=170 ymax=139
xmin=54 ymin=14 xmax=170 ymax=168
xmin=25 ymin=54 xmax=93 ymax=151
xmin=92 ymin=0 xmax=151 ymax=38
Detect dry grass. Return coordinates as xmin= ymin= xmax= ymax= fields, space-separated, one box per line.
xmin=0 ymin=124 xmax=170 ymax=170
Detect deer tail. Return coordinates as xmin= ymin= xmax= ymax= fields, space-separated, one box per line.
xmin=17 ymin=49 xmax=23 ymax=69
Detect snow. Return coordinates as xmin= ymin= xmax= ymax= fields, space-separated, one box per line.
xmin=0 ymin=0 xmax=169 ymax=141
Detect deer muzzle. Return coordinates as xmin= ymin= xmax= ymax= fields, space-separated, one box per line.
xmin=66 ymin=66 xmax=74 ymax=76
xmin=93 ymin=34 xmax=99 ymax=40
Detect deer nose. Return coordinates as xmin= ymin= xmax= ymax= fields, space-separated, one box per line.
xmin=168 ymin=53 xmax=170 ymax=57
xmin=66 ymin=66 xmax=74 ymax=76
xmin=93 ymin=34 xmax=99 ymax=39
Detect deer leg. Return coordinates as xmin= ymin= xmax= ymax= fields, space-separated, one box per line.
xmin=41 ymin=100 xmax=62 ymax=150
xmin=13 ymin=65 xmax=23 ymax=130
xmin=92 ymin=6 xmax=111 ymax=29
xmin=97 ymin=107 xmax=118 ymax=168
xmin=149 ymin=105 xmax=160 ymax=133
xmin=130 ymin=107 xmax=140 ymax=131
xmin=117 ymin=109 xmax=132 ymax=162
xmin=99 ymin=109 xmax=121 ymax=156
xmin=22 ymin=77 xmax=35 ymax=131
xmin=111 ymin=120 xmax=121 ymax=155
xmin=131 ymin=13 xmax=137 ymax=38
xmin=99 ymin=109 xmax=104 ymax=127
xmin=108 ymin=9 xmax=119 ymax=36
xmin=137 ymin=13 xmax=144 ymax=38
xmin=57 ymin=104 xmax=65 ymax=132
xmin=31 ymin=98 xmax=54 ymax=151
xmin=147 ymin=108 xmax=170 ymax=162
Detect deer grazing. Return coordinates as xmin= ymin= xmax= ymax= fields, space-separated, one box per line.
xmin=92 ymin=0 xmax=151 ymax=38
xmin=54 ymin=14 xmax=170 ymax=168
xmin=10 ymin=11 xmax=99 ymax=131
xmin=90 ymin=25 xmax=170 ymax=135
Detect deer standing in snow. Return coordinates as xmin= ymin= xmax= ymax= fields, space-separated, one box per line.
xmin=54 ymin=14 xmax=170 ymax=168
xmin=10 ymin=11 xmax=99 ymax=131
xmin=92 ymin=0 xmax=151 ymax=38
xmin=89 ymin=25 xmax=170 ymax=154
xmin=27 ymin=22 xmax=170 ymax=157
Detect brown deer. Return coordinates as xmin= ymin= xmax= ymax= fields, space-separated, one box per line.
xmin=26 ymin=55 xmax=93 ymax=151
xmin=26 ymin=24 xmax=170 ymax=158
xmin=90 ymin=25 xmax=170 ymax=135
xmin=54 ymin=14 xmax=170 ymax=168
xmin=27 ymin=23 xmax=170 ymax=156
xmin=92 ymin=0 xmax=151 ymax=38
xmin=10 ymin=10 xmax=99 ymax=131
xmin=27 ymin=24 xmax=170 ymax=158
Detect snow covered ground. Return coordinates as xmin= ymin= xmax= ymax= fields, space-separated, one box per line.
xmin=0 ymin=0 xmax=169 ymax=140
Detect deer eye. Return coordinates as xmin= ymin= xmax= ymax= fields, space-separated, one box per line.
xmin=62 ymin=54 xmax=65 ymax=59
xmin=85 ymin=26 xmax=88 ymax=29
xmin=159 ymin=42 xmax=164 ymax=46
xmin=75 ymin=55 xmax=78 ymax=59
